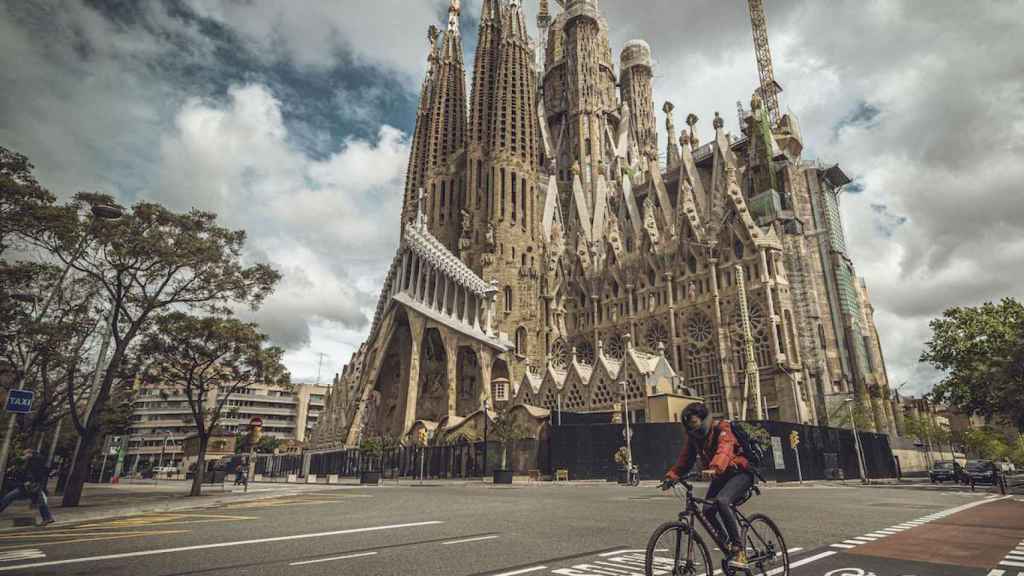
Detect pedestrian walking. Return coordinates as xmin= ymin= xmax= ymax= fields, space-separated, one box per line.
xmin=233 ymin=456 xmax=248 ymax=489
xmin=0 ymin=448 xmax=55 ymax=526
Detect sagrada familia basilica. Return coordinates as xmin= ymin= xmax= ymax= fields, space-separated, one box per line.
xmin=309 ymin=0 xmax=895 ymax=449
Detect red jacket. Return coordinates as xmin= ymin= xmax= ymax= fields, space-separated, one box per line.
xmin=666 ymin=420 xmax=750 ymax=480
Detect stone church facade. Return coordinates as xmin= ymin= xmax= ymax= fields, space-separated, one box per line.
xmin=309 ymin=0 xmax=894 ymax=449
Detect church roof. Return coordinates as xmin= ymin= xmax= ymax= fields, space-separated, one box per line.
xmin=403 ymin=220 xmax=493 ymax=295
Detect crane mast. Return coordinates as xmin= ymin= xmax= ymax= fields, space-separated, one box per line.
xmin=748 ymin=0 xmax=782 ymax=126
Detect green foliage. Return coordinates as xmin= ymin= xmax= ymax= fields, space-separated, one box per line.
xmin=489 ymin=407 xmax=529 ymax=470
xmin=736 ymin=421 xmax=771 ymax=444
xmin=359 ymin=436 xmax=385 ymax=459
xmin=921 ymin=298 xmax=1024 ymax=432
xmin=236 ymin=434 xmax=281 ymax=454
xmin=140 ymin=312 xmax=289 ymax=438
xmin=903 ymin=415 xmax=950 ymax=448
xmin=0 ymin=146 xmax=56 ymax=256
xmin=960 ymin=427 xmax=1013 ymax=460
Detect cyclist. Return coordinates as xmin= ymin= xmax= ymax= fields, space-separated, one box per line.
xmin=662 ymin=402 xmax=753 ymax=569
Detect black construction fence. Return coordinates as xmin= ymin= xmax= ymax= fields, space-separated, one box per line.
xmin=256 ymin=439 xmax=541 ymax=480
xmin=549 ymin=420 xmax=897 ymax=482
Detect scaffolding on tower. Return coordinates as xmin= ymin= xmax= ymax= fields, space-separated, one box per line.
xmin=748 ymin=0 xmax=783 ymax=126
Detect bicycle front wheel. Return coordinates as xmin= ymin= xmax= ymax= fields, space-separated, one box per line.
xmin=741 ymin=514 xmax=790 ymax=576
xmin=645 ymin=521 xmax=712 ymax=576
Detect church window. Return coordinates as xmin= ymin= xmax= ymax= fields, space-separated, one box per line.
xmin=505 ymin=286 xmax=514 ymax=313
xmin=511 ymin=176 xmax=517 ymax=223
xmin=688 ymin=255 xmax=698 ymax=274
xmin=734 ymin=239 xmax=744 ymax=260
xmin=516 ymin=327 xmax=528 ymax=357
xmin=500 ymin=168 xmax=506 ymax=219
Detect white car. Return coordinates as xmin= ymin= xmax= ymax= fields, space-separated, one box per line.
xmin=152 ymin=467 xmax=178 ymax=475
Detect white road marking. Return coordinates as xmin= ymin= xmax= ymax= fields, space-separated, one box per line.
xmin=442 ymin=535 xmax=500 ymax=545
xmin=788 ymin=547 xmax=804 ymax=554
xmin=0 ymin=520 xmax=443 ymax=573
xmin=289 ymin=551 xmax=378 ymax=566
xmin=765 ymin=550 xmax=836 ymax=575
xmin=490 ymin=567 xmax=547 ymax=576
xmin=865 ymin=532 xmax=889 ymax=538
xmin=598 ymin=549 xmax=646 ymax=557
xmin=1000 ymin=560 xmax=1024 ymax=568
xmin=0 ymin=549 xmax=45 ymax=562
xmin=851 ymin=536 xmax=878 ymax=542
xmin=985 ymin=570 xmax=1005 ymax=576
xmin=842 ymin=540 xmax=863 ymax=545
xmin=831 ymin=544 xmax=856 ymax=549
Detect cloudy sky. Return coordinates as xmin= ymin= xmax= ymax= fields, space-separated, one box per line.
xmin=2 ymin=0 xmax=1022 ymax=393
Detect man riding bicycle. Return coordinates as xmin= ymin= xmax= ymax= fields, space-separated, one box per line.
xmin=663 ymin=402 xmax=753 ymax=569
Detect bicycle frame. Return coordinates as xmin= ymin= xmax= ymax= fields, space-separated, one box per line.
xmin=670 ymin=479 xmax=774 ymax=564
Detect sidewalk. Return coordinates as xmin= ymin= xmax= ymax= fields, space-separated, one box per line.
xmin=0 ymin=479 xmax=337 ymax=530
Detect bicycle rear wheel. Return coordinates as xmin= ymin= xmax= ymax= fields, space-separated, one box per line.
xmin=645 ymin=521 xmax=712 ymax=576
xmin=740 ymin=514 xmax=789 ymax=576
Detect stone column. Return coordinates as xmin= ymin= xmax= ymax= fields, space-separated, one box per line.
xmin=444 ymin=278 xmax=452 ymax=316
xmin=709 ymin=257 xmax=736 ymax=419
xmin=445 ymin=333 xmax=459 ymax=419
xmin=399 ymin=251 xmax=409 ymax=292
xmin=761 ymin=249 xmax=782 ymax=358
xmin=415 ymin=257 xmax=425 ymax=301
xmin=665 ymin=272 xmax=680 ymax=370
xmin=402 ymin=316 xmax=426 ymax=435
xmin=478 ymin=347 xmax=494 ymax=406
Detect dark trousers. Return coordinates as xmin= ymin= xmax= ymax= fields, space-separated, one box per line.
xmin=0 ymin=486 xmax=54 ymax=523
xmin=703 ymin=470 xmax=753 ymax=548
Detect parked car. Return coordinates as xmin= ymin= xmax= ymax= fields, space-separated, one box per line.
xmin=965 ymin=460 xmax=998 ymax=485
xmin=929 ymin=461 xmax=960 ymax=483
xmin=152 ymin=466 xmax=178 ymax=477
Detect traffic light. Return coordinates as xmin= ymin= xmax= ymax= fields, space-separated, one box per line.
xmin=789 ymin=430 xmax=800 ymax=449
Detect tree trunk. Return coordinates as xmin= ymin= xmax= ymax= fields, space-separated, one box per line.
xmin=190 ymin=436 xmax=209 ymax=497
xmin=61 ymin=428 xmax=98 ymax=507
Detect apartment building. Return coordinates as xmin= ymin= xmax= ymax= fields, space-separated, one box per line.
xmin=125 ymin=382 xmax=328 ymax=470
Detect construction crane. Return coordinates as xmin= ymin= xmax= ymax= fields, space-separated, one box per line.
xmin=748 ymin=0 xmax=783 ymax=126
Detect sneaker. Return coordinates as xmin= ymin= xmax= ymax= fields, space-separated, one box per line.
xmin=39 ymin=519 xmax=55 ymax=527
xmin=726 ymin=546 xmax=749 ymax=569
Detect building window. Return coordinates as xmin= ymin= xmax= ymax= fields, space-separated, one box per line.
xmin=516 ymin=327 xmax=528 ymax=357
xmin=505 ymin=286 xmax=513 ymax=313
xmin=493 ymin=380 xmax=508 ymax=402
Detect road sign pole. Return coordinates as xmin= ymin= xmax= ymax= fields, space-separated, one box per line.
xmin=99 ymin=450 xmax=109 ymax=484
xmin=794 ymin=446 xmax=803 ymax=484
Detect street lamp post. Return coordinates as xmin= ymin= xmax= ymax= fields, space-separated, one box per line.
xmin=481 ymin=398 xmax=488 ymax=479
xmin=845 ymin=399 xmax=869 ymax=484
xmin=621 ymin=380 xmax=632 ymax=470
xmin=0 ymin=204 xmax=122 ymax=484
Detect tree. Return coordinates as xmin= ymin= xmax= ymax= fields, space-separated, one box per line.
xmin=960 ymin=427 xmax=1011 ymax=461
xmin=490 ymin=408 xmax=529 ymax=471
xmin=921 ymin=298 xmax=1024 ymax=433
xmin=0 ymin=263 xmax=104 ymax=455
xmin=25 ymin=193 xmax=280 ymax=506
xmin=140 ymin=313 xmax=288 ymax=496
xmin=0 ymin=146 xmax=55 ymax=256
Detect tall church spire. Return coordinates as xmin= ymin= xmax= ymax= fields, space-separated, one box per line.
xmin=422 ymin=1 xmax=469 ymax=248
xmin=399 ymin=26 xmax=443 ymax=230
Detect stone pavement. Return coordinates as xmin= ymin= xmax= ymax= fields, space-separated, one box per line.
xmin=0 ymin=479 xmax=360 ymax=530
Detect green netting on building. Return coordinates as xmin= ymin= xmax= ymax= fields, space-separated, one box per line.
xmin=823 ymin=188 xmax=848 ymax=255
xmin=749 ymin=188 xmax=782 ymax=223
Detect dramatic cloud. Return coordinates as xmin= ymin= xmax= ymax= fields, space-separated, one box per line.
xmin=2 ymin=0 xmax=1022 ymax=391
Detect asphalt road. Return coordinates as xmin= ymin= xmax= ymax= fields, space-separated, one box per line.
xmin=0 ymin=480 xmax=1020 ymax=576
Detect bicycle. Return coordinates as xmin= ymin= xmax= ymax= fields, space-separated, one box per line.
xmin=644 ymin=472 xmax=790 ymax=576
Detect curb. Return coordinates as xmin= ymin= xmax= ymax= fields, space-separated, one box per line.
xmin=0 ymin=488 xmax=301 ymax=532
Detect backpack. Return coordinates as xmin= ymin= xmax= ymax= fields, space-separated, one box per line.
xmin=730 ymin=422 xmax=767 ymax=468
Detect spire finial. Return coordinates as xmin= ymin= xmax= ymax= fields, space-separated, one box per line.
xmin=448 ymin=0 xmax=461 ymax=33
